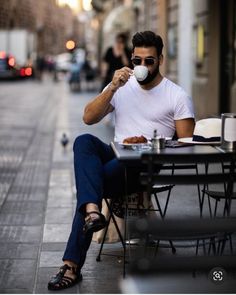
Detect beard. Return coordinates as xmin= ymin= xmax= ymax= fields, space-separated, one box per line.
xmin=138 ymin=64 xmax=160 ymax=85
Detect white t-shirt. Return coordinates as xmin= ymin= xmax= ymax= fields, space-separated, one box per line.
xmin=110 ymin=76 xmax=195 ymax=142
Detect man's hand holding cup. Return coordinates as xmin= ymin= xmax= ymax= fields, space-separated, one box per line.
xmin=109 ymin=67 xmax=133 ymax=92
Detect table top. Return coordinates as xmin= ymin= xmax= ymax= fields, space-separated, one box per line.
xmin=111 ymin=141 xmax=231 ymax=162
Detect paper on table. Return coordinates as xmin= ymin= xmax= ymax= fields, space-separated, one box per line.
xmin=225 ymin=118 xmax=236 ymax=141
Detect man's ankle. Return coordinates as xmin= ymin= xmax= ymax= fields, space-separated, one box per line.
xmin=64 ymin=260 xmax=77 ymax=268
xmin=86 ymin=203 xmax=99 ymax=213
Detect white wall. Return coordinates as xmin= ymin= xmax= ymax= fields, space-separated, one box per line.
xmin=178 ymin=0 xmax=194 ymax=96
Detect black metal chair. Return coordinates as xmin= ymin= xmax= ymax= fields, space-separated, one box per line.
xmin=203 ymin=162 xmax=236 ymax=217
xmin=96 ymin=163 xmax=203 ymax=276
xmin=96 ymin=183 xmax=175 ymax=263
xmin=137 ymin=152 xmax=236 ymax=257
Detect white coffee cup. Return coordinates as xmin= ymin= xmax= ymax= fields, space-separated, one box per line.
xmin=133 ymin=65 xmax=148 ymax=81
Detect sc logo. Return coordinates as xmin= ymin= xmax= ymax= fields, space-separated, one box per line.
xmin=209 ymin=267 xmax=227 ymax=284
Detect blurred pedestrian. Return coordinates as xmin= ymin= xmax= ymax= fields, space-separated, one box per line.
xmin=100 ymin=32 xmax=132 ymax=90
xmin=35 ymin=53 xmax=45 ymax=80
xmin=68 ymin=58 xmax=81 ymax=91
xmin=82 ymin=58 xmax=95 ymax=91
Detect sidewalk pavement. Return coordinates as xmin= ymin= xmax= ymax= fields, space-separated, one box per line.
xmin=0 ymin=79 xmax=122 ymax=294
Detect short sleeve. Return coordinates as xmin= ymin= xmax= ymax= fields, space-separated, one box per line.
xmin=174 ymin=91 xmax=195 ymax=120
xmin=110 ymin=88 xmax=118 ymax=108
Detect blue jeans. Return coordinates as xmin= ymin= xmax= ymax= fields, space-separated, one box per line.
xmin=62 ymin=134 xmax=142 ymax=269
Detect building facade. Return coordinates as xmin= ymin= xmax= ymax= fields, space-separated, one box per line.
xmin=97 ymin=0 xmax=236 ymax=119
xmin=0 ymin=0 xmax=81 ymax=56
xmin=155 ymin=0 xmax=236 ymax=118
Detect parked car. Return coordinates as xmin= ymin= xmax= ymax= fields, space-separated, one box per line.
xmin=0 ymin=51 xmax=19 ymax=78
xmin=0 ymin=29 xmax=36 ymax=78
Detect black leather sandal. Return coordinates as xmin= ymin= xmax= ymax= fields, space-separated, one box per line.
xmin=83 ymin=211 xmax=107 ymax=234
xmin=48 ymin=264 xmax=82 ymax=291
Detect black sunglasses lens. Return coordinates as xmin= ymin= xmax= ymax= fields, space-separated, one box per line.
xmin=145 ymin=58 xmax=155 ymax=65
xmin=132 ymin=58 xmax=155 ymax=66
xmin=132 ymin=58 xmax=142 ymax=65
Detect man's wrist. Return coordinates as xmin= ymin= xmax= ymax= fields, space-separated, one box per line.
xmin=108 ymin=82 xmax=118 ymax=93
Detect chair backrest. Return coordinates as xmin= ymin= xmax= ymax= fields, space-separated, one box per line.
xmin=140 ymin=152 xmax=236 ymax=201
xmin=141 ymin=152 xmax=236 ymax=218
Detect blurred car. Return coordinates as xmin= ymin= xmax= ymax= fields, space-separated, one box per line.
xmin=0 ymin=51 xmax=33 ymax=79
xmin=0 ymin=51 xmax=19 ymax=78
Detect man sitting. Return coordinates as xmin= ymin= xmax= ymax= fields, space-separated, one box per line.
xmin=48 ymin=30 xmax=195 ymax=290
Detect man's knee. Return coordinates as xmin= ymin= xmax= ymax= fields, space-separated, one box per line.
xmin=73 ymin=133 xmax=95 ymax=153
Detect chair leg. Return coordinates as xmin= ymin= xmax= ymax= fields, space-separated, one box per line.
xmin=153 ymin=193 xmax=164 ymax=218
xmin=169 ymin=240 xmax=176 ymax=254
xmin=104 ymin=198 xmax=125 ymax=248
xmin=96 ymin=198 xmax=125 ymax=262
xmin=123 ymin=202 xmax=128 ymax=278
xmin=195 ymin=165 xmax=203 ymax=217
xmin=214 ymin=199 xmax=219 ymax=217
xmin=207 ymin=194 xmax=213 ymax=218
xmin=208 ymin=237 xmax=216 ymax=255
xmin=96 ymin=212 xmax=112 ymax=262
xmin=154 ymin=189 xmax=176 ymax=254
xmin=163 ymin=187 xmax=173 ymax=218
xmin=219 ymin=234 xmax=227 ymax=255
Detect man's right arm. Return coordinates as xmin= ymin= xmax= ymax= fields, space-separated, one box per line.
xmin=83 ymin=66 xmax=132 ymax=125
xmin=83 ymin=86 xmax=116 ymax=125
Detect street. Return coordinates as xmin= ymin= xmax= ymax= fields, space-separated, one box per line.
xmin=0 ymin=76 xmax=236 ymax=294
xmin=0 ymin=76 xmax=121 ymax=293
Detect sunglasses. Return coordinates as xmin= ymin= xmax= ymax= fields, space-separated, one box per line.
xmin=131 ymin=57 xmax=156 ymax=66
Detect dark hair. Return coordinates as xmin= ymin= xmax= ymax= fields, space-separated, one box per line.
xmin=132 ymin=31 xmax=164 ymax=56
xmin=116 ymin=32 xmax=128 ymax=44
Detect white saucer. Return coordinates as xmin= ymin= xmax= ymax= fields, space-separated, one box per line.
xmin=178 ymin=137 xmax=221 ymax=145
xmin=119 ymin=142 xmax=151 ymax=149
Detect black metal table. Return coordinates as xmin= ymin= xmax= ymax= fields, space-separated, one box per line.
xmin=110 ymin=141 xmax=230 ymax=162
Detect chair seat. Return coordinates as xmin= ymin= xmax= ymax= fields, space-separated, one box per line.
xmin=204 ymin=190 xmax=236 ymax=200
xmin=152 ymin=184 xmax=174 ymax=193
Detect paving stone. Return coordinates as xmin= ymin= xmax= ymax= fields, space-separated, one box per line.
xmin=45 ymin=208 xmax=73 ymax=224
xmin=39 ymin=251 xmax=64 ymax=267
xmin=0 ymin=259 xmax=36 ymax=291
xmin=0 ymin=288 xmax=31 ymax=294
xmin=0 ymin=212 xmax=44 ymax=225
xmin=48 ymin=187 xmax=73 ymax=197
xmin=43 ymin=224 xmax=71 ymax=243
xmin=49 ymin=170 xmax=71 ymax=187
xmin=10 ymin=185 xmax=47 ymax=195
xmin=0 ymin=225 xmax=42 ymax=243
xmin=1 ymin=201 xmax=45 ymax=214
xmin=79 ymin=278 xmax=121 ymax=294
xmin=6 ymin=192 xmax=46 ymax=202
xmin=47 ymin=194 xmax=73 ymax=208
xmin=0 ymin=243 xmax=39 ymax=259
xmin=35 ymin=284 xmax=78 ymax=294
xmin=41 ymin=242 xmax=67 ymax=251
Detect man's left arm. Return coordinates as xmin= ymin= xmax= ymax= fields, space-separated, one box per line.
xmin=175 ymin=118 xmax=195 ymax=138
